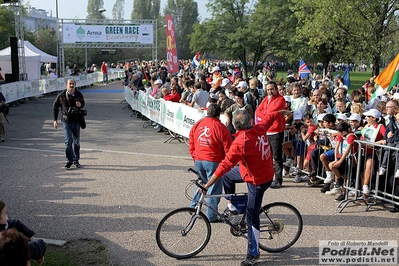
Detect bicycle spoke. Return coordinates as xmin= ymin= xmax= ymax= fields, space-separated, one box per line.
xmin=258 ymin=202 xmax=303 ymax=252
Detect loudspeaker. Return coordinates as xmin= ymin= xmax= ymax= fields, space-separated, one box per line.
xmin=10 ymin=37 xmax=19 ymax=81
xmin=5 ymin=73 xmax=17 ymax=83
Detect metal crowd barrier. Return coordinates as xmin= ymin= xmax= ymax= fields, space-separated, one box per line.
xmin=282 ymin=129 xmax=399 ymax=213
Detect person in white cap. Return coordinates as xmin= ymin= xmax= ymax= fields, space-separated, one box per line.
xmin=236 ymin=81 xmax=256 ymax=111
xmin=359 ymin=108 xmax=386 ymax=197
xmin=347 ymin=113 xmax=362 ymax=134
xmin=220 ymin=78 xmax=234 ymax=99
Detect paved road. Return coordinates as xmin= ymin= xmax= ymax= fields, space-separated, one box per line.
xmin=1 ymin=82 xmax=398 ymax=266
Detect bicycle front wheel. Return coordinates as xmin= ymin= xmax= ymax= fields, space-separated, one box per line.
xmin=156 ymin=207 xmax=211 ymax=259
xmin=259 ymin=202 xmax=303 ymax=252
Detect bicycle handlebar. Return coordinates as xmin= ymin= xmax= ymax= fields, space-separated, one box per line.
xmin=188 ymin=168 xmax=208 ymax=193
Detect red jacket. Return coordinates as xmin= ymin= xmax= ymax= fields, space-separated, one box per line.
xmin=255 ymin=94 xmax=286 ymax=133
xmin=214 ymin=111 xmax=282 ymax=185
xmin=164 ymin=93 xmax=180 ymax=102
xmin=101 ymin=63 xmax=107 ymax=74
xmin=189 ymin=117 xmax=232 ymax=162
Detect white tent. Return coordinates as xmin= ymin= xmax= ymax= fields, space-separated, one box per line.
xmin=0 ymin=41 xmax=57 ymax=81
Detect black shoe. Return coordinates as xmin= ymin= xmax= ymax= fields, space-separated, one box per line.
xmin=388 ymin=206 xmax=399 ymax=213
xmin=334 ymin=194 xmax=345 ymax=202
xmin=309 ymin=171 xmax=317 ymax=177
xmin=241 ymin=255 xmax=259 ymax=266
xmin=73 ymin=161 xmax=82 ymax=168
xmin=320 ymin=184 xmax=330 ymax=193
xmin=223 ymin=208 xmax=238 ymax=217
xmin=64 ymin=162 xmax=73 ymax=170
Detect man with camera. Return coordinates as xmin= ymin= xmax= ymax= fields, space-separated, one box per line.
xmin=53 ymin=79 xmax=85 ymax=169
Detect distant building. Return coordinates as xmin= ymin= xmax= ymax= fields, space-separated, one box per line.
xmin=23 ymin=6 xmax=56 ymax=31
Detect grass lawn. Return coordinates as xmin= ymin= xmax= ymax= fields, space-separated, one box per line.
xmin=275 ymin=70 xmax=374 ymax=92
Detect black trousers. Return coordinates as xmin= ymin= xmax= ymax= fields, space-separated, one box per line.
xmin=268 ymin=132 xmax=284 ymax=184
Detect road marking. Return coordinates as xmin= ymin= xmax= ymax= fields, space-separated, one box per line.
xmin=0 ymin=146 xmax=191 ymax=160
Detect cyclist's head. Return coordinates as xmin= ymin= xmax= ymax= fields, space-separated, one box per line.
xmin=207 ymin=103 xmax=221 ymax=118
xmin=233 ymin=110 xmax=251 ymax=131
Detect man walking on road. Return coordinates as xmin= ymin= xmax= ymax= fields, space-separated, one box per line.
xmin=188 ymin=103 xmax=232 ymax=222
xmin=52 ymin=79 xmax=85 ymax=169
xmin=101 ymin=61 xmax=108 ymax=84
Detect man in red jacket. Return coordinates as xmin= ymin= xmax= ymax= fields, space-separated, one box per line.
xmin=203 ymin=109 xmax=289 ymax=266
xmin=189 ymin=103 xmax=232 ymax=222
xmin=255 ymin=81 xmax=286 ymax=188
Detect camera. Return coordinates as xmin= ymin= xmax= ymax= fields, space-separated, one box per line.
xmin=68 ymin=107 xmax=78 ymax=115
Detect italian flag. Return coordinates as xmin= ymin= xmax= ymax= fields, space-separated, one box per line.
xmin=372 ymin=53 xmax=399 ymax=99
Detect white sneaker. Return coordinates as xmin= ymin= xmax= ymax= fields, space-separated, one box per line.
xmin=301 ymin=175 xmax=310 ymax=181
xmin=325 ymin=186 xmax=342 ymax=195
xmin=283 ymin=168 xmax=290 ymax=177
xmin=283 ymin=158 xmax=294 ymax=167
xmin=324 ymin=171 xmax=334 ymax=184
xmin=348 ymin=190 xmax=356 ymax=197
xmin=395 ymin=169 xmax=399 ymax=178
xmin=362 ymin=185 xmax=369 ymax=195
xmin=293 ymin=175 xmax=302 ymax=183
xmin=292 ymin=167 xmax=299 ymax=176
xmin=378 ymin=167 xmax=387 ymax=176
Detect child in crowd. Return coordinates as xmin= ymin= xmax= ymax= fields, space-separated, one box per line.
xmin=0 ymin=200 xmax=46 ymax=265
xmin=307 ymin=114 xmax=338 ymax=190
xmin=298 ymin=113 xmax=318 ymax=183
xmin=359 ymin=109 xmax=386 ymax=197
xmin=282 ymin=110 xmax=306 ymax=180
xmin=326 ymin=122 xmax=358 ymax=201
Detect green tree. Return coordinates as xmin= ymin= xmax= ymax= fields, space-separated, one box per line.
xmin=112 ymin=0 xmax=125 ymax=21
xmin=292 ymin=0 xmax=399 ymax=76
xmin=0 ymin=6 xmax=15 ymax=49
xmin=32 ymin=26 xmax=57 ymax=56
xmin=87 ymin=0 xmax=106 ymax=19
xmin=131 ymin=0 xmax=161 ymax=19
xmin=190 ymin=0 xmax=251 ymax=76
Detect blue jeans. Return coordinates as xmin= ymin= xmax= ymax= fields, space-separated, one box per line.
xmin=222 ymin=166 xmax=272 ymax=258
xmin=103 ymin=73 xmax=108 ymax=84
xmin=62 ymin=122 xmax=80 ymax=163
xmin=246 ymin=180 xmax=272 ymax=259
xmin=190 ymin=160 xmax=222 ymax=222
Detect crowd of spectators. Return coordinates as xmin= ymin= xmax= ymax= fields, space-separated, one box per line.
xmin=122 ymin=58 xmax=399 ymax=212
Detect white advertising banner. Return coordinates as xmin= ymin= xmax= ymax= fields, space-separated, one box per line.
xmin=62 ymin=23 xmax=154 ymax=44
xmin=124 ymin=88 xmax=207 ymax=138
xmin=0 ymin=71 xmax=125 ymax=103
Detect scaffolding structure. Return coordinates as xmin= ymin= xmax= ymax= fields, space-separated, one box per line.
xmin=58 ymin=19 xmax=157 ymax=77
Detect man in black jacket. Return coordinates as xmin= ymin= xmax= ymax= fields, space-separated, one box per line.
xmin=53 ymin=79 xmax=85 ymax=169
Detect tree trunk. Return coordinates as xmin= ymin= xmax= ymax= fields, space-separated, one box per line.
xmin=372 ymin=55 xmax=380 ymax=77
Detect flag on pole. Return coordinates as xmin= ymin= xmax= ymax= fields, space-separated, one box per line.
xmin=372 ymin=53 xmax=399 ymax=99
xmin=343 ymin=67 xmax=351 ymax=88
xmin=298 ymin=59 xmax=311 ymax=79
xmin=192 ymin=51 xmax=200 ymax=68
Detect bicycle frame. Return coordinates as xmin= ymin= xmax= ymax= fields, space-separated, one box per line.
xmin=191 ymin=191 xmax=277 ymax=238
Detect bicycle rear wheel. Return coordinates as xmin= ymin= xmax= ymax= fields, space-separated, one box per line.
xmin=156 ymin=207 xmax=211 ymax=259
xmin=258 ymin=202 xmax=303 ymax=252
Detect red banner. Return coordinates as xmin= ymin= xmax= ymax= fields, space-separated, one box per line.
xmin=165 ymin=14 xmax=179 ymax=73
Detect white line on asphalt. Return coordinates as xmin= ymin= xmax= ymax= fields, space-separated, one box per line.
xmin=0 ymin=146 xmax=191 ymax=160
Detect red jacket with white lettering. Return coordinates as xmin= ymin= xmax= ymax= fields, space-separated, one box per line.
xmin=214 ymin=111 xmax=282 ymax=185
xmin=255 ymin=94 xmax=286 ymax=133
xmin=189 ymin=116 xmax=232 ymax=162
